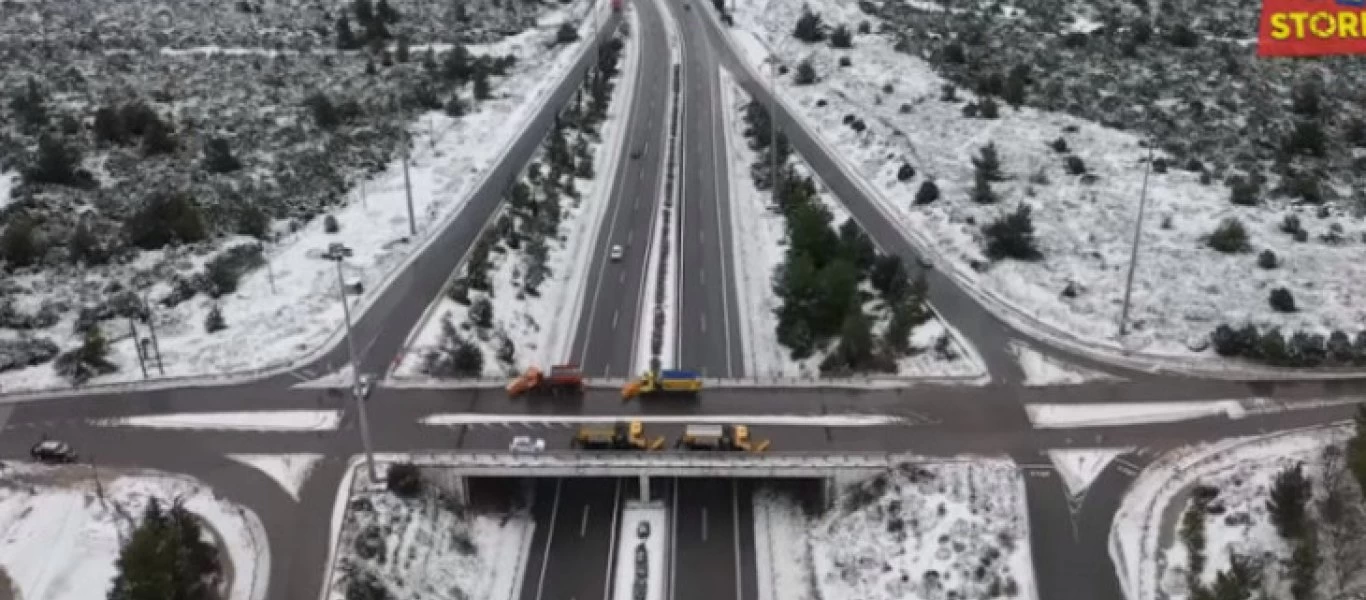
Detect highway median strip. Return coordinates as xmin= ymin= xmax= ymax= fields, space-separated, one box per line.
xmin=1025 ymin=396 xmax=1364 ymax=429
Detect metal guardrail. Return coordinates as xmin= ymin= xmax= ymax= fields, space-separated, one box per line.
xmin=390 ymin=450 xmax=973 ymax=476
xmin=380 ymin=374 xmax=987 ymax=389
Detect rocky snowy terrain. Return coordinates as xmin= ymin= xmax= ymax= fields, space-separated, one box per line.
xmin=0 ymin=0 xmax=603 ymax=391
xmin=753 ymin=462 xmax=1036 ymax=600
xmin=714 ymin=0 xmax=1366 ymax=371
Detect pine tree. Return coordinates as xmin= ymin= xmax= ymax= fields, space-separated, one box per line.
xmin=395 ymin=36 xmax=410 ymax=62
xmin=353 ymin=0 xmax=375 ymax=25
xmin=1180 ymin=497 xmax=1208 ymax=591
xmin=306 ymin=93 xmax=341 ymax=129
xmin=983 ymin=204 xmax=1042 ymax=261
xmin=108 ymin=499 xmax=220 ymax=600
xmin=203 ymin=138 xmax=242 ymax=173
xmin=473 ymin=72 xmax=491 ymax=101
xmin=9 ymin=78 xmax=47 ymax=133
xmin=141 ymin=117 xmax=177 ymax=156
xmin=1288 ymin=532 xmax=1319 ymax=600
xmin=376 ymin=0 xmax=399 ymax=23
xmin=469 ymin=296 xmax=493 ymax=328
xmin=94 ymin=106 xmax=127 ymax=145
xmin=27 ymin=134 xmax=82 ymax=186
xmin=57 ymin=325 xmax=118 ymax=384
xmin=870 ymin=254 xmax=907 ymax=301
xmin=914 ymin=179 xmax=940 ymax=205
xmin=1 ymin=213 xmax=38 ymax=268
xmin=69 ymin=220 xmax=103 ymax=265
xmin=204 ymin=304 xmax=227 ymax=333
xmin=970 ymin=169 xmax=998 ymax=204
xmin=336 ymin=16 xmax=359 ymax=50
xmin=972 ymin=142 xmax=1004 ymax=181
xmin=1268 ymin=463 xmax=1312 ymax=540
xmin=793 ymin=7 xmax=826 ymax=42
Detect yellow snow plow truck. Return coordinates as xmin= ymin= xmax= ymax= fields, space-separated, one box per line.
xmin=571 ymin=421 xmax=667 ymax=450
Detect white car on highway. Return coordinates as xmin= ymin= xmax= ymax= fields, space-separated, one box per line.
xmin=609 ymin=244 xmax=624 ymax=261
xmin=509 ymin=436 xmax=546 ymax=453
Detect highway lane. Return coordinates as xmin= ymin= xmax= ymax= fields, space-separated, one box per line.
xmin=671 ymin=477 xmax=753 ymax=600
xmin=520 ymin=477 xmax=624 ymax=600
xmin=666 ymin=0 xmax=746 ymax=379
xmin=571 ymin=0 xmax=675 ymax=379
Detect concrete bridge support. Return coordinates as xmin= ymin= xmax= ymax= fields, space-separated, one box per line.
xmin=822 ymin=477 xmax=836 ymax=510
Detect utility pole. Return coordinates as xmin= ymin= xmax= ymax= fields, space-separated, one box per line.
xmin=323 ymin=243 xmax=378 ymax=483
xmin=141 ymin=292 xmax=165 ymax=375
xmin=1118 ymin=140 xmax=1155 ymax=337
xmin=397 ymin=94 xmax=417 ymax=237
xmin=128 ymin=318 xmax=148 ymax=379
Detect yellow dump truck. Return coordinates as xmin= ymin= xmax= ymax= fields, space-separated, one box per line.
xmin=621 ymin=369 xmax=703 ymax=400
xmin=572 ymin=421 xmax=666 ymax=450
xmin=676 ymin=424 xmax=770 ymax=452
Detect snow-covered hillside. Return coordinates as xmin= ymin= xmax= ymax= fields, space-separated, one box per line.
xmin=716 ymin=0 xmax=1366 ymax=369
xmin=0 ymin=0 xmax=604 ymax=392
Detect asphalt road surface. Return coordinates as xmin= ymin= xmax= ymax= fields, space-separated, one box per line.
xmin=520 ymin=478 xmax=624 ymax=600
xmin=667 ymin=0 xmax=746 ymax=379
xmin=570 ymin=0 xmax=674 ymax=379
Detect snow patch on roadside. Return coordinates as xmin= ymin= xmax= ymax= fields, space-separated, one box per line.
xmin=322 ymin=461 xmax=534 ymax=600
xmin=92 ymin=410 xmax=341 ymax=431
xmin=226 ymin=454 xmax=324 ymax=501
xmin=758 ymin=462 xmax=1037 ymax=600
xmin=1010 ymin=342 xmax=1120 ymax=387
xmin=1046 ymin=448 xmax=1129 ymax=498
xmin=0 ymin=467 xmax=269 ymax=600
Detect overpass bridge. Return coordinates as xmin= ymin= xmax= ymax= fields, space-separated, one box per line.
xmin=389 ymin=450 xmax=969 ymax=505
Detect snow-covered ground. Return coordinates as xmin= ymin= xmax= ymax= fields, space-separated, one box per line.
xmin=419 ymin=413 xmax=904 ymax=426
xmin=1110 ymin=426 xmax=1353 ymax=600
xmin=0 ymin=172 xmax=14 ymax=209
xmin=719 ymin=68 xmax=983 ymax=380
xmin=714 ymin=0 xmax=1366 ymax=369
xmin=0 ymin=1 xmax=609 ymax=395
xmin=392 ymin=12 xmax=637 ymax=379
xmin=612 ymin=501 xmax=667 ymax=600
xmin=1046 ymin=448 xmax=1128 ymax=498
xmin=1010 ymin=342 xmax=1119 ymax=386
xmin=324 ymin=462 xmax=533 ymax=600
xmin=0 ymin=465 xmax=268 ymax=600
xmin=91 ymin=410 xmax=341 ymax=431
xmin=754 ymin=462 xmax=1037 ymax=600
xmin=227 ymin=454 xmax=324 ymax=501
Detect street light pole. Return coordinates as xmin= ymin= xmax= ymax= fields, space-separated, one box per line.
xmin=324 ymin=243 xmax=378 ymax=483
xmin=770 ymin=55 xmax=778 ymax=206
xmin=1118 ymin=140 xmax=1155 ymax=337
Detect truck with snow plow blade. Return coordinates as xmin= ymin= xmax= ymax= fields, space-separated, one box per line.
xmin=676 ymin=425 xmax=770 ymax=452
xmin=506 ymin=364 xmax=584 ymax=398
xmin=572 ymin=421 xmax=666 ymax=450
xmin=621 ymin=369 xmax=702 ymax=400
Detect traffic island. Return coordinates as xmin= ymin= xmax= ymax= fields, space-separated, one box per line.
xmin=612 ymin=500 xmax=668 ymax=600
xmin=1110 ymin=424 xmax=1360 ymax=600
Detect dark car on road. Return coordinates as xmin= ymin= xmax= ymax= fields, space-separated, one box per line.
xmin=30 ymin=440 xmax=77 ymax=464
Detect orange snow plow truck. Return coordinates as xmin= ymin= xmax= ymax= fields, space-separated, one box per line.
xmin=506 ymin=364 xmax=585 ymax=398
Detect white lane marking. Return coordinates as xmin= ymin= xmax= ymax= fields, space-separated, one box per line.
xmin=732 ymin=481 xmax=743 ymax=600
xmin=701 ymin=505 xmax=709 ymax=541
xmin=701 ymin=314 xmax=707 ymax=332
xmin=533 ymin=480 xmax=563 ymax=600
xmin=619 ymin=271 xmax=626 ymax=283
xmin=613 ymin=309 xmax=620 ymax=330
xmin=601 ymin=479 xmax=624 ymax=600
xmin=580 ymin=503 xmax=591 ymax=538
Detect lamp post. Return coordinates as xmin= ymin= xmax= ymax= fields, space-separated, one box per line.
xmin=1118 ymin=139 xmax=1155 ymax=337
xmin=322 ymin=242 xmax=378 ymax=482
